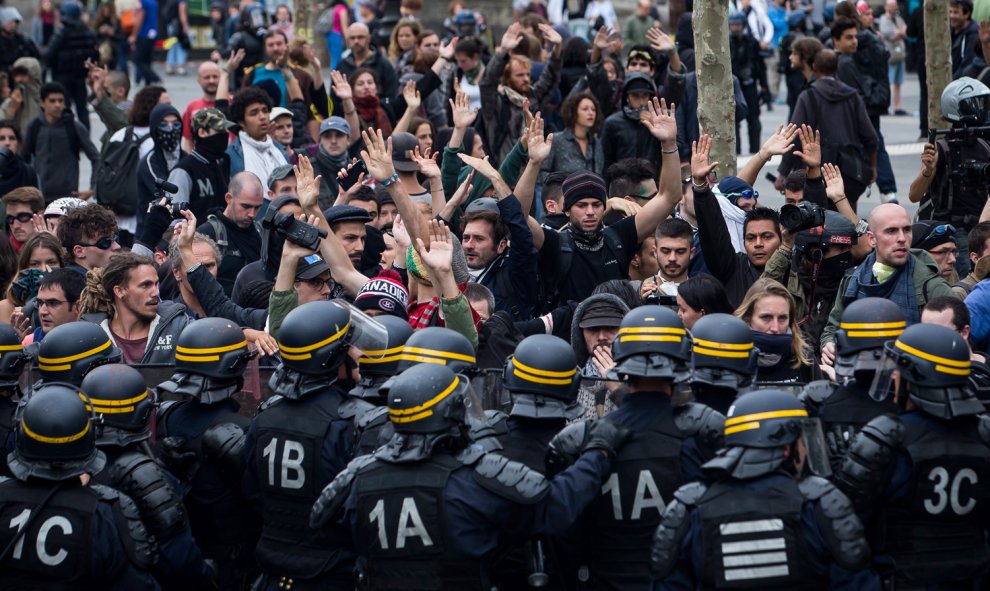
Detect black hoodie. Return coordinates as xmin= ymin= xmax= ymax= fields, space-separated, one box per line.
xmin=138 ymin=103 xmax=186 ymax=230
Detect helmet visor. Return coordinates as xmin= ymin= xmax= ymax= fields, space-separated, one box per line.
xmin=868 ymin=343 xmax=902 ymax=402
xmin=960 ymin=95 xmax=990 ymax=123
xmin=799 ymin=417 xmax=831 ymax=477
xmin=460 ymin=374 xmax=487 ymax=428
xmin=333 ymin=299 xmax=389 ymax=359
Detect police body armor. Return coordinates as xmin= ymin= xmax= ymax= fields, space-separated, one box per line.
xmin=496 ymin=418 xmax=560 ymax=472
xmin=801 ymin=380 xmax=898 ymax=472
xmin=881 ymin=416 xmax=990 ymax=586
xmin=696 ymin=478 xmax=822 ymax=590
xmin=253 ymin=391 xmax=353 ymax=580
xmin=339 ymin=396 xmax=390 ymax=457
xmin=353 ymin=453 xmax=484 ymax=590
xmin=98 ymin=448 xmax=188 ymax=539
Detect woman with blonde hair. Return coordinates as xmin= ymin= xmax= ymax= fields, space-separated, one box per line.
xmin=734 ymin=277 xmax=811 ymax=383
xmin=388 ymin=20 xmax=421 ymax=76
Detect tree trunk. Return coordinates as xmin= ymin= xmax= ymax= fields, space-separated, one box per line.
xmin=925 ymin=0 xmax=951 ymax=132
xmin=693 ymin=0 xmax=736 ymax=177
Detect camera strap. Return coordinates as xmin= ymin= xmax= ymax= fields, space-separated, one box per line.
xmin=798 ymin=248 xmax=824 ymax=328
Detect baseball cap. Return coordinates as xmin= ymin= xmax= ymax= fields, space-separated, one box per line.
xmin=270 ymin=107 xmax=293 ymax=121
xmin=44 ymin=197 xmax=87 ymax=218
xmin=267 ymin=164 xmax=294 ymax=189
xmin=295 ymin=254 xmax=330 ymax=281
xmin=320 ymin=116 xmax=351 ymax=136
xmin=578 ymin=300 xmax=626 ymax=328
xmin=465 ymin=197 xmax=500 ymax=215
xmin=191 ymin=107 xmax=235 ymax=133
xmin=390 ymin=132 xmax=420 ymax=173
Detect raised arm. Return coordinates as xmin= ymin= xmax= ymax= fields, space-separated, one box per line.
xmin=634 ymin=97 xmax=681 ymax=242
xmin=738 ymin=123 xmax=798 ymax=187
xmin=360 ymin=129 xmax=423 ymax=247
xmin=908 ymin=143 xmax=937 ymax=204
xmin=411 ymin=146 xmax=446 ymax=215
xmin=216 ymin=48 xmax=245 ymax=104
xmin=393 ymin=80 xmax=422 ymax=135
xmin=823 ymin=163 xmax=872 ymax=261
xmin=330 ymin=70 xmax=361 ymax=145
xmin=516 ymin=113 xmax=554 ymax=216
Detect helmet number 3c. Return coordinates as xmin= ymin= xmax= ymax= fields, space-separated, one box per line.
xmin=924 ymin=466 xmax=978 ymax=516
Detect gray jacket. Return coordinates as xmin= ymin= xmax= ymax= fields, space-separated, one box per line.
xmin=85 ymin=300 xmax=192 ymax=364
xmin=570 ymin=292 xmax=631 ymax=421
xmin=538 ymin=128 xmax=605 ymax=186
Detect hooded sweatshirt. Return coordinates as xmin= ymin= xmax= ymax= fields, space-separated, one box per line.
xmin=601 ymin=73 xmax=661 ymax=170
xmin=570 ymin=292 xmax=631 ymax=420
xmin=138 ymin=103 xmax=186 ymax=232
xmin=1 ymin=57 xmax=41 ymax=133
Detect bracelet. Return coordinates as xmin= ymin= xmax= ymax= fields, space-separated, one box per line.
xmin=834 ymin=196 xmax=847 ymax=205
xmin=381 ymin=173 xmax=399 ymax=187
xmin=922 ymin=170 xmax=932 ymax=178
xmin=661 ymin=145 xmax=678 ymax=154
xmin=691 ymin=178 xmax=709 ymax=190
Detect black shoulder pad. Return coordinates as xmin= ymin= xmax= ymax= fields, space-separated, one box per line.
xmin=259 ymin=395 xmax=284 ymax=412
xmin=472 ymin=452 xmax=551 ymax=504
xmin=835 ymin=413 xmax=904 ymax=513
xmin=202 ymin=422 xmax=247 ymax=482
xmin=799 ymin=476 xmax=871 ymax=571
xmin=90 ymin=484 xmax=159 ymax=570
xmin=339 ymin=397 xmax=375 ymax=421
xmin=357 ymin=405 xmax=389 ymax=430
xmin=674 ymin=403 xmax=725 ymax=450
xmin=978 ymin=415 xmax=990 ymax=445
xmin=545 ymin=421 xmax=590 ymax=477
xmin=310 ymin=454 xmax=376 ymax=529
xmin=109 ymin=451 xmax=188 ymax=539
xmin=650 ymin=482 xmax=708 ymax=580
xmin=799 ymin=380 xmax=836 ymax=409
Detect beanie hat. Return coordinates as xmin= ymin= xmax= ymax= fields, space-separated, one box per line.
xmin=562 ymin=171 xmax=608 ymax=212
xmin=406 ymin=236 xmax=471 ymax=287
xmin=355 ymin=270 xmax=409 ymax=319
xmin=715 ymin=175 xmax=755 ymax=207
xmin=911 ymin=221 xmax=956 ymax=251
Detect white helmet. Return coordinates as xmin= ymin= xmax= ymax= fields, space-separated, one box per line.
xmin=941 ymin=76 xmax=990 ymax=124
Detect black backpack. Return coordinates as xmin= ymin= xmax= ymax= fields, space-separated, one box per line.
xmin=94 ymin=127 xmax=149 ymax=216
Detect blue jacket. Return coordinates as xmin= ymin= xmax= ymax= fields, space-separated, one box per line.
xmin=967 ymin=279 xmax=990 ymax=351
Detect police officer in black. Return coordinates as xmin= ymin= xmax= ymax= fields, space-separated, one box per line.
xmin=0 ymin=323 xmax=29 ymax=474
xmin=688 ymin=313 xmax=758 ymax=415
xmin=0 ymin=383 xmax=158 ymax=589
xmin=310 ymin=362 xmax=628 ymax=589
xmin=34 ymin=320 xmax=122 ymax=386
xmin=156 ymin=317 xmax=259 ymax=590
xmin=84 ymin=363 xmax=216 ymax=590
xmin=575 ymin=305 xmax=726 ymax=591
xmin=649 ymin=389 xmax=878 ymax=589
xmin=836 ymin=323 xmax=990 ymax=589
xmin=799 ymin=297 xmax=904 ymax=470
xmin=243 ymin=301 xmax=371 ymax=590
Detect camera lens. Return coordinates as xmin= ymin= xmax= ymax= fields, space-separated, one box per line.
xmin=779 ymin=204 xmax=806 ymax=232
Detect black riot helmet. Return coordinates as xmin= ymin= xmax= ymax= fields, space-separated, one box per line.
xmin=704 ymin=389 xmax=829 ymax=479
xmin=37 ymin=321 xmax=122 ymax=386
xmin=0 ymin=322 xmax=29 ymax=388
xmin=503 ymin=335 xmax=581 ymax=420
xmin=395 ymin=327 xmax=477 ymax=374
xmin=873 ymin=323 xmax=982 ymax=419
xmin=690 ymin=313 xmax=758 ymax=390
xmin=158 ymin=318 xmax=255 ymax=403
xmin=387 ymin=363 xmax=470 ymax=435
xmin=277 ymin=300 xmax=353 ymax=376
xmin=609 ymin=305 xmax=691 ymax=382
xmin=834 ymin=297 xmax=906 ymax=380
xmin=350 ymin=315 xmax=414 ymax=401
xmin=8 ymin=382 xmax=106 ymax=481
xmin=81 ymin=364 xmax=155 ymax=447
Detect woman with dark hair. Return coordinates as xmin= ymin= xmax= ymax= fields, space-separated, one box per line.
xmin=0 ymin=232 xmax=65 ymax=332
xmin=348 ymin=67 xmax=393 ymax=135
xmin=538 ymin=91 xmax=604 ymax=185
xmin=560 ymin=36 xmax=591 ymax=96
xmin=676 ymin=273 xmax=732 ymax=330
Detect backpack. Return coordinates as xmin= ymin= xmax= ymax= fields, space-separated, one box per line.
xmin=94 ymin=127 xmax=150 ymax=216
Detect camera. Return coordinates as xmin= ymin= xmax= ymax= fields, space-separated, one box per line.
xmin=261 ymin=207 xmax=328 ymax=251
xmin=154 ymin=178 xmax=188 ymax=219
xmin=780 ymin=202 xmax=826 ymax=233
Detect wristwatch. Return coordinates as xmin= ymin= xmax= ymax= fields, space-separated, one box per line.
xmin=855 ymin=218 xmax=869 ymax=237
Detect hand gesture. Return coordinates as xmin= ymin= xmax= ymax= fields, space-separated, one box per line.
xmin=294 ymin=154 xmax=323 ymax=210
xmin=521 ymin=97 xmax=533 ymax=129
xmin=793 ymin=124 xmax=821 ymax=168
xmin=411 ymin=146 xmax=440 ymax=179
xmin=449 ymin=91 xmax=478 ymax=129
xmin=538 ymin=22 xmax=562 ymax=46
xmin=393 ymin=215 xmax=411 ymax=249
xmin=243 ymin=328 xmax=279 ymax=357
xmin=822 ymin=162 xmax=846 ymax=203
xmin=330 ymin=69 xmax=352 ymax=101
xmin=439 ymin=36 xmax=458 ymax=61
xmin=174 ymin=209 xmax=199 ymax=250
xmin=526 ymin=113 xmax=554 ymax=163
xmin=921 ymin=142 xmax=938 ymax=177
xmin=591 ymin=344 xmax=616 ymax=378
xmin=360 ymin=129 xmax=396 ymax=183
xmin=8 ymin=86 xmax=22 ymax=107
xmin=640 ymin=97 xmax=677 ymax=144
xmin=691 ymin=134 xmax=720 ymax=183
xmin=592 ymin=26 xmax=612 ymax=51
xmin=221 ymin=48 xmax=246 ymax=74
xmin=402 ymin=80 xmax=421 ymax=111
xmin=31 ymin=213 xmax=56 ymax=235
xmin=645 ymin=24 xmax=674 ymax=53
xmin=9 ymin=309 xmax=30 ymax=340
xmin=415 ymin=219 xmax=454 ymax=274
xmin=760 ymin=122 xmax=798 ymax=158
xmin=447 ymin=170 xmax=475 ymax=211
xmin=500 ymin=22 xmax=524 ymax=53
xmin=457 ymin=152 xmax=500 ymax=181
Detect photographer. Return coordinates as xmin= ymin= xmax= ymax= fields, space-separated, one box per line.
xmin=908 ymin=77 xmax=990 ymax=278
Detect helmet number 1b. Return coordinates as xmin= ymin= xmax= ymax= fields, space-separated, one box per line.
xmin=924 ymin=466 xmax=978 ymax=516
xmin=7 ymin=509 xmax=71 ymax=566
xmin=262 ymin=437 xmax=306 ymax=490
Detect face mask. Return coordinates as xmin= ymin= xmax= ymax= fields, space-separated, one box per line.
xmin=196 ymin=132 xmax=228 ymax=159
xmin=154 ymin=127 xmax=181 ymax=153
xmin=751 ymin=331 xmax=793 ymax=371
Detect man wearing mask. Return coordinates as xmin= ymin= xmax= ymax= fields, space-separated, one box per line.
xmin=137 ymin=103 xmax=186 ymax=234
xmin=601 ymin=73 xmax=661 ymax=170
xmin=167 ymin=108 xmax=233 ymax=223
xmin=181 ymin=61 xmax=221 ymax=152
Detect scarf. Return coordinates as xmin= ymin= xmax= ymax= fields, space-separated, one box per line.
xmin=714 ymin=191 xmax=748 ymax=253
xmin=752 ymin=331 xmax=794 ymax=374
xmin=845 ymin=251 xmax=920 ymax=325
xmin=239 ymin=131 xmax=287 ymax=187
xmin=463 ymin=64 xmax=482 ymax=85
xmin=497 ymin=84 xmax=528 ymax=108
xmin=570 ymin=227 xmax=605 ymax=251
xmin=353 ymin=94 xmax=392 ymax=136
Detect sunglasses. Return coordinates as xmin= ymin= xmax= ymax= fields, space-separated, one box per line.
xmin=78 ymin=234 xmax=118 ymax=250
xmin=927 ymin=223 xmax=956 ymax=238
xmin=6 ymin=212 xmax=32 ymax=225
xmin=158 ymin=120 xmax=182 ymax=131
xmin=723 ymin=189 xmax=759 ymax=201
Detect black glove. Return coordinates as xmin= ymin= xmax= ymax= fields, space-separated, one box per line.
xmin=582 ymin=419 xmax=631 ymax=457
xmin=158 ymin=436 xmax=201 ymax=484
xmin=137 ymin=203 xmax=174 ymax=251
xmin=546 ymin=419 xmax=630 ymax=475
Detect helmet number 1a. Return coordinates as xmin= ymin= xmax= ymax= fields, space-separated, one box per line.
xmin=7 ymin=509 xmax=71 ymax=566
xmin=924 ymin=466 xmax=978 ymax=516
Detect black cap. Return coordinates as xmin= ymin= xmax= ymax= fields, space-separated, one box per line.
xmin=324 ymin=204 xmax=373 ymax=226
xmin=578 ymin=300 xmax=626 ymax=328
xmin=390 ymin=132 xmax=421 ymax=173
xmin=296 ymin=254 xmax=330 ymax=280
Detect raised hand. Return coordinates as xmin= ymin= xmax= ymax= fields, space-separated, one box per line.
xmin=393 ymin=215 xmax=411 ymax=250
xmin=360 ymin=129 xmax=396 ymax=183
xmin=221 ymin=48 xmax=246 ymax=74
xmin=645 ymin=24 xmax=675 ymax=53
xmin=526 ymin=113 xmax=554 ymax=163
xmin=415 ymin=219 xmax=454 ymax=274
xmin=759 ymin=122 xmax=798 ymax=159
xmin=538 ymin=22 xmax=562 ymax=46
xmin=449 ymin=91 xmax=478 ymax=129
xmin=640 ymin=97 xmax=677 ymax=144
xmin=593 ymin=26 xmax=612 ymax=51
xmin=411 ymin=146 xmax=440 ymax=179
xmin=439 ymin=36 xmax=458 ymax=61
xmin=793 ymin=124 xmax=821 ymax=169
xmin=294 ymin=154 xmax=323 ymax=210
xmin=500 ymin=22 xmax=524 ymax=53
xmin=822 ymin=162 xmax=846 ymax=203
xmin=691 ymin=134 xmax=720 ymax=183
xmin=175 ymin=208 xmax=199 ymax=249
xmin=920 ymin=143 xmax=938 ymax=177
xmin=447 ymin=170 xmax=474 ymax=211
xmin=402 ymin=80 xmax=421 ymax=111
xmin=457 ymin=152 xmax=499 ymax=181
xmin=330 ymin=69 xmax=352 ymax=101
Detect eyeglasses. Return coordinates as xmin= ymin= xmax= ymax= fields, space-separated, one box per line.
xmin=300 ymin=276 xmax=334 ymax=289
xmin=78 ymin=234 xmax=118 ymax=250
xmin=723 ymin=189 xmax=760 ymax=201
xmin=37 ymin=298 xmax=66 ymax=309
xmin=929 ymin=247 xmax=960 ymax=257
xmin=6 ymin=212 xmax=32 ymax=225
xmin=158 ymin=120 xmax=182 ymax=131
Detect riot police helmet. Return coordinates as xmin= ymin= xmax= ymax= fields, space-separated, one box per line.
xmin=7 ymin=382 xmax=106 ymax=481
xmin=387 ymin=363 xmax=470 ymax=435
xmin=503 ymin=334 xmax=581 ymax=419
xmin=158 ymin=318 xmax=255 ymax=403
xmin=37 ymin=321 xmax=122 ymax=386
xmin=82 ymin=364 xmax=155 ymax=447
xmin=277 ymin=300 xmax=353 ymax=376
xmin=942 ymin=76 xmax=990 ymax=125
xmin=609 ymin=305 xmax=691 ymax=382
xmin=0 ymin=322 xmax=29 ymax=389
xmin=350 ymin=315 xmax=414 ymax=401
xmin=873 ymin=323 xmax=982 ymax=419
xmin=834 ymin=298 xmax=906 ymax=380
xmin=690 ymin=313 xmax=758 ymax=390
xmin=395 ymin=327 xmax=477 ymax=375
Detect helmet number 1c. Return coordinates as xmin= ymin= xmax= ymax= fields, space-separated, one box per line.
xmin=924 ymin=466 xmax=978 ymax=516
xmin=7 ymin=509 xmax=72 ymax=566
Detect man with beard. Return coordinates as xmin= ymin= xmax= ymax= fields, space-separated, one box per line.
xmin=325 ymin=205 xmax=371 ymax=271
xmin=197 ymin=171 xmax=264 ymax=297
xmin=80 ymin=251 xmax=191 ymax=364
xmin=640 ymin=218 xmax=694 ymax=304
xmin=168 ymin=108 xmax=234 ymax=222
xmin=181 ymin=61 xmax=221 ymax=152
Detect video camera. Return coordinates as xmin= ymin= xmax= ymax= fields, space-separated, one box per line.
xmin=261 ymin=207 xmax=327 ymax=251
xmin=154 ymin=178 xmax=188 ymax=219
xmin=780 ymin=202 xmax=825 ymax=233
xmin=929 ymin=126 xmax=990 ymax=183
